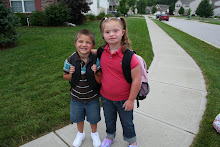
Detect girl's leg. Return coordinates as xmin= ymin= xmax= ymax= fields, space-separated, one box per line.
xmin=101 ymin=95 xmax=117 ymax=140
xmin=116 ymin=100 xmax=136 ymax=144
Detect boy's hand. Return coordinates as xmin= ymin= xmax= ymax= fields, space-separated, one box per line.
xmin=91 ymin=64 xmax=97 ymax=73
xmin=123 ymin=100 xmax=134 ymax=111
xmin=69 ymin=66 xmax=75 ymax=74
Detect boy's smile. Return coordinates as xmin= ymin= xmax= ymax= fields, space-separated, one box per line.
xmin=74 ymin=34 xmax=95 ymax=56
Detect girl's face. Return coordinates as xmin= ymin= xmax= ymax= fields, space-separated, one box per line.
xmin=102 ymin=20 xmax=125 ymax=46
xmin=74 ymin=34 xmax=95 ymax=56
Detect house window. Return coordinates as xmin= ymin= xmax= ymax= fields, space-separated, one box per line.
xmin=10 ymin=0 xmax=35 ymax=13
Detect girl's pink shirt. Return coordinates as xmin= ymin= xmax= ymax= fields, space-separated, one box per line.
xmin=100 ymin=44 xmax=139 ymax=101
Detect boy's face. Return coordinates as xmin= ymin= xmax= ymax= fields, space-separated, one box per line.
xmin=74 ymin=34 xmax=95 ymax=56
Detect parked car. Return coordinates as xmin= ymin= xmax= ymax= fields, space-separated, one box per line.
xmin=156 ymin=14 xmax=161 ymax=19
xmin=159 ymin=14 xmax=169 ymax=21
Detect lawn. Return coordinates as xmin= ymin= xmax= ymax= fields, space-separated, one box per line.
xmin=153 ymin=19 xmax=220 ymax=147
xmin=0 ymin=18 xmax=152 ymax=147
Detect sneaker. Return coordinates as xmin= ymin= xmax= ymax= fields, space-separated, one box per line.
xmin=101 ymin=137 xmax=114 ymax=147
xmin=128 ymin=141 xmax=138 ymax=147
xmin=72 ymin=132 xmax=85 ymax=147
xmin=91 ymin=132 xmax=101 ymax=147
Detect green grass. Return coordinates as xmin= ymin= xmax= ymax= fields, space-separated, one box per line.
xmin=153 ymin=19 xmax=220 ymax=147
xmin=0 ymin=18 xmax=152 ymax=147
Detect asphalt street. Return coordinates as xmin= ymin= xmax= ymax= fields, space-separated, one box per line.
xmin=163 ymin=17 xmax=220 ymax=48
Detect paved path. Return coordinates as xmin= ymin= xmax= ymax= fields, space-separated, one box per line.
xmin=163 ymin=17 xmax=220 ymax=48
xmin=20 ymin=16 xmax=207 ymax=147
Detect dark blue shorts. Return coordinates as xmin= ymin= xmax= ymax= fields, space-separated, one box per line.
xmin=70 ymin=98 xmax=101 ymax=124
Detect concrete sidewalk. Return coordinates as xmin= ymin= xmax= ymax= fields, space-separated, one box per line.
xmin=20 ymin=16 xmax=207 ymax=147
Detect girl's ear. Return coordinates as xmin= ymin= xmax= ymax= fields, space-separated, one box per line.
xmin=122 ymin=30 xmax=125 ymax=36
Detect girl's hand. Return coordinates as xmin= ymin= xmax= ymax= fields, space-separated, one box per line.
xmin=123 ymin=100 xmax=134 ymax=111
xmin=91 ymin=64 xmax=97 ymax=73
xmin=69 ymin=66 xmax=75 ymax=74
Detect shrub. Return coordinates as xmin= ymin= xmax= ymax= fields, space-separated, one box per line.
xmin=85 ymin=13 xmax=96 ymax=22
xmin=44 ymin=2 xmax=70 ymax=26
xmin=116 ymin=12 xmax=121 ymax=17
xmin=15 ymin=13 xmax=27 ymax=26
xmin=97 ymin=12 xmax=105 ymax=20
xmin=105 ymin=14 xmax=114 ymax=17
xmin=30 ymin=11 xmax=47 ymax=26
xmin=0 ymin=0 xmax=20 ymax=49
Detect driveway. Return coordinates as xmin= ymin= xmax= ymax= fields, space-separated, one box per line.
xmin=163 ymin=17 xmax=220 ymax=48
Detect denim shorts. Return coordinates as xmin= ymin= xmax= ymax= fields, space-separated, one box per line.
xmin=70 ymin=98 xmax=101 ymax=124
xmin=101 ymin=95 xmax=136 ymax=144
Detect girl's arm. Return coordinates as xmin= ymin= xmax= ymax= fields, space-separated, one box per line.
xmin=94 ymin=71 xmax=102 ymax=84
xmin=123 ymin=65 xmax=141 ymax=111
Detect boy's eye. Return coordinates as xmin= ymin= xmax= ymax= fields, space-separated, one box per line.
xmin=86 ymin=41 xmax=92 ymax=44
xmin=78 ymin=40 xmax=83 ymax=43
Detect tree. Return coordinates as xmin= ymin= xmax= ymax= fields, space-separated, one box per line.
xmin=196 ymin=0 xmax=213 ymax=17
xmin=64 ymin=0 xmax=90 ymax=25
xmin=137 ymin=0 xmax=147 ymax=14
xmin=187 ymin=8 xmax=192 ymax=16
xmin=169 ymin=3 xmax=175 ymax=15
xmin=0 ymin=0 xmax=20 ymax=49
xmin=152 ymin=6 xmax=157 ymax=14
xmin=117 ymin=0 xmax=129 ymax=16
xmin=178 ymin=6 xmax=184 ymax=15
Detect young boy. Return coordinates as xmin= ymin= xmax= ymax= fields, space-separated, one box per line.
xmin=63 ymin=29 xmax=101 ymax=147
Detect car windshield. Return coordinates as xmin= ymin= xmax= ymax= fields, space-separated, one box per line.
xmin=161 ymin=14 xmax=167 ymax=16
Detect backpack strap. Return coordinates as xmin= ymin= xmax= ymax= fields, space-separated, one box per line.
xmin=122 ymin=49 xmax=134 ymax=83
xmin=97 ymin=45 xmax=105 ymax=59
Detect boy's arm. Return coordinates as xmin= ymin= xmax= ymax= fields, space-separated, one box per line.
xmin=123 ymin=65 xmax=141 ymax=111
xmin=91 ymin=49 xmax=97 ymax=55
xmin=63 ymin=66 xmax=75 ymax=81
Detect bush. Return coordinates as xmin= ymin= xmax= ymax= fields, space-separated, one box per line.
xmin=15 ymin=13 xmax=27 ymax=26
xmin=0 ymin=0 xmax=20 ymax=49
xmin=44 ymin=2 xmax=70 ymax=26
xmin=105 ymin=14 xmax=114 ymax=17
xmin=85 ymin=13 xmax=96 ymax=22
xmin=116 ymin=12 xmax=121 ymax=17
xmin=97 ymin=12 xmax=105 ymax=20
xmin=30 ymin=11 xmax=47 ymax=26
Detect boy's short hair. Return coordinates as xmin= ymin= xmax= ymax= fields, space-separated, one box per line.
xmin=74 ymin=29 xmax=96 ymax=45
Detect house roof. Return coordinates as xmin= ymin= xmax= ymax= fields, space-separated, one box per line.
xmin=156 ymin=4 xmax=169 ymax=11
xmin=146 ymin=6 xmax=153 ymax=11
xmin=179 ymin=0 xmax=195 ymax=4
xmin=210 ymin=0 xmax=220 ymax=8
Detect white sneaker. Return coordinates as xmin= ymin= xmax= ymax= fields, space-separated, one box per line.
xmin=72 ymin=132 xmax=85 ymax=147
xmin=91 ymin=132 xmax=101 ymax=147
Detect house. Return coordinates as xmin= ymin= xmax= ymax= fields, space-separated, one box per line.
xmin=3 ymin=0 xmax=112 ymax=16
xmin=146 ymin=6 xmax=153 ymax=14
xmin=210 ymin=0 xmax=220 ymax=16
xmin=109 ymin=0 xmax=119 ymax=12
xmin=175 ymin=0 xmax=220 ymax=16
xmin=87 ymin=0 xmax=109 ymax=16
xmin=155 ymin=4 xmax=169 ymax=14
xmin=3 ymin=0 xmax=58 ymax=13
xmin=175 ymin=0 xmax=201 ymax=15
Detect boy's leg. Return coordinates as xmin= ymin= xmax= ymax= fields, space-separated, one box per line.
xmin=70 ymin=98 xmax=86 ymax=147
xmin=77 ymin=121 xmax=84 ymax=133
xmin=86 ymin=98 xmax=101 ymax=147
xmin=116 ymin=100 xmax=137 ymax=145
xmin=90 ymin=123 xmax=97 ymax=133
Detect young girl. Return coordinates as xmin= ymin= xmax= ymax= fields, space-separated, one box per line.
xmin=98 ymin=17 xmax=141 ymax=147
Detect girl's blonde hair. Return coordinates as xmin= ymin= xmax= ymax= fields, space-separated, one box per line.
xmin=99 ymin=17 xmax=131 ymax=53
